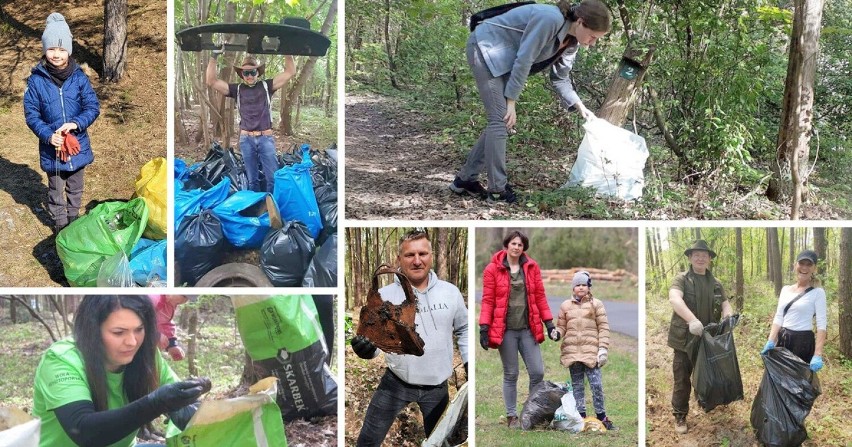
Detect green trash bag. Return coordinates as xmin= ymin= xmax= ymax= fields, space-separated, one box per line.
xmin=166 ymin=378 xmax=287 ymax=447
xmin=56 ymin=199 xmax=149 ymax=287
xmin=233 ymin=295 xmax=338 ymax=421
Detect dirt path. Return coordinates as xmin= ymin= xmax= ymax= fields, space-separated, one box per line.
xmin=0 ymin=0 xmax=166 ymax=286
xmin=344 ymin=92 xmax=537 ymax=220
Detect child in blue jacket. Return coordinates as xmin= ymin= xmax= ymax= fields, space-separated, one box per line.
xmin=24 ymin=12 xmax=100 ymax=234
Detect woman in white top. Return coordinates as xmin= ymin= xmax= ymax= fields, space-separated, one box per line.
xmin=760 ymin=250 xmax=827 ymax=372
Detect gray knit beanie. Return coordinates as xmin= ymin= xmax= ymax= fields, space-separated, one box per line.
xmin=42 ymin=13 xmax=73 ymax=55
xmin=572 ymin=271 xmax=591 ymax=288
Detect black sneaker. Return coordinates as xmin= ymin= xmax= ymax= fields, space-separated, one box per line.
xmin=486 ymin=184 xmax=518 ymax=204
xmin=448 ymin=177 xmax=486 ymax=198
xmin=600 ymin=416 xmax=618 ymax=431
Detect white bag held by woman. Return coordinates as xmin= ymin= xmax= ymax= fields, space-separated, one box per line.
xmin=562 ymin=117 xmax=649 ymax=200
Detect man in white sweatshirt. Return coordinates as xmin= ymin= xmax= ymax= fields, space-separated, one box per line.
xmin=351 ymin=230 xmax=469 ymax=446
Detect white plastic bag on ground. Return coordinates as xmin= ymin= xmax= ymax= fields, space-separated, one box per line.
xmin=422 ymin=382 xmax=468 ymax=447
xmin=550 ymin=383 xmax=584 ymax=433
xmin=0 ymin=407 xmax=40 ymax=447
xmin=562 ymin=117 xmax=649 ymax=200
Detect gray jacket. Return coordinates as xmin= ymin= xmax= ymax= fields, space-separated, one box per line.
xmin=473 ymin=4 xmax=581 ymax=108
xmin=373 ymin=270 xmax=470 ymax=386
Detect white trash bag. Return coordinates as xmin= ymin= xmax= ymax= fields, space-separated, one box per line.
xmin=562 ymin=117 xmax=649 ymax=200
xmin=0 ymin=407 xmax=40 ymax=447
xmin=550 ymin=383 xmax=584 ymax=433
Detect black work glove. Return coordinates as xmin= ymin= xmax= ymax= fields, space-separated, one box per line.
xmin=147 ymin=377 xmax=211 ymax=413
xmin=464 ymin=363 xmax=468 ymax=377
xmin=479 ymin=324 xmax=490 ymax=350
xmin=545 ymin=320 xmax=560 ymax=341
xmin=351 ymin=335 xmax=377 ymax=359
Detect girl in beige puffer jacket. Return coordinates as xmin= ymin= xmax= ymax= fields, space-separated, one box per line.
xmin=550 ymin=271 xmax=616 ymax=430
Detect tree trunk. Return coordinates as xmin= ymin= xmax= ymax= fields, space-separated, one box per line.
xmin=102 ymin=0 xmax=128 ymax=83
xmin=280 ymin=0 xmax=338 ymax=135
xmin=383 ymin=0 xmax=400 ymax=89
xmin=814 ymin=227 xmax=827 ymax=276
xmin=735 ymin=228 xmax=744 ymax=311
xmin=436 ymin=228 xmax=449 ymax=280
xmin=766 ymin=0 xmax=825 ymax=219
xmin=839 ymin=228 xmax=852 ymax=358
xmin=767 ymin=228 xmax=783 ymax=296
xmin=597 ymin=46 xmax=655 ymax=126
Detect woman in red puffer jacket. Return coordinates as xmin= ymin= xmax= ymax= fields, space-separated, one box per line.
xmin=479 ymin=230 xmax=558 ymax=429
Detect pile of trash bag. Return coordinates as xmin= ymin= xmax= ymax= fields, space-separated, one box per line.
xmin=56 ymin=157 xmax=168 ymax=287
xmin=175 ymin=142 xmax=338 ymax=287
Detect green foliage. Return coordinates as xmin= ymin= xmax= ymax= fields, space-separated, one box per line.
xmin=475 ymin=227 xmax=638 ymax=274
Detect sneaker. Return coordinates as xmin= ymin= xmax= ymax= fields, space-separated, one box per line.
xmin=486 ymin=184 xmax=518 ymax=204
xmin=600 ymin=416 xmax=618 ymax=431
xmin=675 ymin=416 xmax=687 ymax=434
xmin=507 ymin=415 xmax=520 ymax=429
xmin=448 ymin=176 xmax=487 ymax=198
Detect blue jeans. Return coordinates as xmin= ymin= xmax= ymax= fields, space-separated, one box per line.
xmin=498 ymin=328 xmax=545 ymax=417
xmin=239 ymin=134 xmax=278 ymax=192
xmin=356 ymin=369 xmax=449 ymax=447
xmin=457 ymin=33 xmax=510 ymax=193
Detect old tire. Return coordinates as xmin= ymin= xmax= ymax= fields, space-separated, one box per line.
xmin=194 ymin=262 xmax=273 ymax=287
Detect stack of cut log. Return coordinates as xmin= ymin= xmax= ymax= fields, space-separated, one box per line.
xmin=539 ymin=267 xmax=638 ymax=284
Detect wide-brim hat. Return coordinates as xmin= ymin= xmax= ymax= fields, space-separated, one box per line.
xmin=684 ymin=239 xmax=717 ymax=259
xmin=234 ymin=56 xmax=265 ymax=79
xmin=795 ymin=250 xmax=818 ymax=264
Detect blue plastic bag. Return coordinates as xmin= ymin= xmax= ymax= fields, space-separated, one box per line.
xmin=175 ymin=177 xmax=231 ymax=228
xmin=273 ymin=145 xmax=322 ymax=239
xmin=128 ymin=238 xmax=167 ymax=286
xmin=212 ymin=191 xmax=276 ymax=248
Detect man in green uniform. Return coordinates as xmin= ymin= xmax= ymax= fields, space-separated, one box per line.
xmin=667 ymin=240 xmax=733 ymax=434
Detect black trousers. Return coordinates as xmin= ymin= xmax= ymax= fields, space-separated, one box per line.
xmin=778 ymin=328 xmax=815 ymax=363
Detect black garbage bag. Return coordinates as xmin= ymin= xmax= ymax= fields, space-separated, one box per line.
xmin=520 ymin=381 xmax=567 ymax=430
xmin=691 ymin=315 xmax=744 ymax=412
xmin=260 ymin=221 xmax=316 ymax=286
xmin=175 ymin=210 xmax=227 ymax=286
xmin=193 ymin=142 xmax=249 ymax=193
xmin=278 ymin=144 xmax=304 ymax=167
xmin=313 ymin=183 xmax=337 ymax=246
xmin=309 ymin=144 xmax=337 ymax=187
xmin=751 ymin=347 xmax=821 ymax=447
xmin=302 ymin=233 xmax=337 ymax=287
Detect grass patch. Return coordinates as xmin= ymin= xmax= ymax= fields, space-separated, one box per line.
xmin=292 ymin=106 xmax=337 ymax=150
xmin=475 ymin=304 xmax=638 ymax=446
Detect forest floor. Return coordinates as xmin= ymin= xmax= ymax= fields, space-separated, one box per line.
xmin=645 ymin=282 xmax=852 ymax=446
xmin=343 ymin=313 xmax=468 ymax=446
xmin=345 ymin=90 xmax=850 ymax=221
xmin=0 ymin=0 xmax=166 ymax=286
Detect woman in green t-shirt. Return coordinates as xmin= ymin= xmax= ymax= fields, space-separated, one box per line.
xmin=33 ymin=295 xmax=211 ymax=447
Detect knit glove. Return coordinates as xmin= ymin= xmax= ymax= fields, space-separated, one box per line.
xmin=545 ymin=320 xmax=559 ymax=341
xmin=688 ymin=319 xmax=704 ymax=336
xmin=598 ymin=348 xmax=608 ymax=367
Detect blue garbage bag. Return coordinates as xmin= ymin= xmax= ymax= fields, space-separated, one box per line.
xmin=175 ymin=177 xmax=231 ymax=228
xmin=212 ymin=190 xmax=276 ymax=248
xmin=273 ymin=144 xmax=322 ymax=239
xmin=128 ymin=238 xmax=167 ymax=286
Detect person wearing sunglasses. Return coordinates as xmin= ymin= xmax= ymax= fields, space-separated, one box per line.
xmin=206 ymin=52 xmax=295 ymax=193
